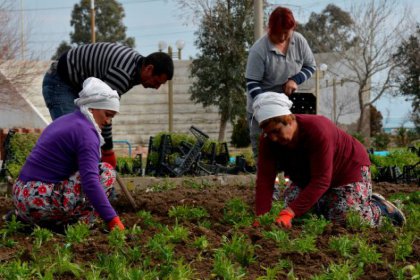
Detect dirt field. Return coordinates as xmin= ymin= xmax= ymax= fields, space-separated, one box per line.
xmin=0 ymin=180 xmax=418 ymax=279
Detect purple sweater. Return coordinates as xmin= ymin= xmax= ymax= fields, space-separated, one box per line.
xmin=19 ymin=110 xmax=117 ymax=222
xmin=256 ymin=115 xmax=371 ymax=217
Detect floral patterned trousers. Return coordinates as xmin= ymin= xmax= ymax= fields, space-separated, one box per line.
xmin=284 ymin=166 xmax=382 ymax=226
xmin=13 ymin=162 xmax=116 ymax=227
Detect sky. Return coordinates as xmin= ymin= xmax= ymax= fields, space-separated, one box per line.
xmin=15 ymin=0 xmax=419 ymax=128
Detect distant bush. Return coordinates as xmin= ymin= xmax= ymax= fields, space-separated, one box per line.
xmin=231 ymin=117 xmax=250 ymax=148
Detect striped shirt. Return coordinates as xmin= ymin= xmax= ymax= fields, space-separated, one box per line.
xmin=59 ymin=42 xmax=143 ymax=95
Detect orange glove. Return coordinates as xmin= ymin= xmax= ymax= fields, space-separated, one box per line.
xmin=107 ymin=216 xmax=125 ymax=231
xmin=101 ymin=149 xmax=117 ymax=168
xmin=252 ymin=220 xmax=260 ymax=228
xmin=275 ymin=208 xmax=295 ymax=229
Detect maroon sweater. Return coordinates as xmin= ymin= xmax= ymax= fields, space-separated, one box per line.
xmin=255 ymin=115 xmax=370 ymax=217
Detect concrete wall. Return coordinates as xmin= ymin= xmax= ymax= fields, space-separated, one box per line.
xmin=0 ymin=60 xmax=232 ymax=151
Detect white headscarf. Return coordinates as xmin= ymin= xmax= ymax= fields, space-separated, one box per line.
xmin=74 ymin=77 xmax=120 ymax=149
xmin=252 ymin=92 xmax=293 ymax=124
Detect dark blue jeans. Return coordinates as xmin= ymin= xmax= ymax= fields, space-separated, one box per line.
xmin=42 ymin=63 xmax=78 ymax=120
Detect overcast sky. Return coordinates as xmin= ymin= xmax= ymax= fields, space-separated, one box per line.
xmin=16 ymin=0 xmax=419 ymax=128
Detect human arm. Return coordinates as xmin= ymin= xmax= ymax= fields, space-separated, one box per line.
xmin=77 ymin=130 xmax=122 ymax=227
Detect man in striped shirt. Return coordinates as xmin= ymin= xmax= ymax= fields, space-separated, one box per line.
xmin=42 ymin=42 xmax=174 ymax=167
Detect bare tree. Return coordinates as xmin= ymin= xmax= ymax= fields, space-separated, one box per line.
xmin=337 ymin=0 xmax=413 ymax=134
xmin=0 ymin=1 xmax=44 ymax=107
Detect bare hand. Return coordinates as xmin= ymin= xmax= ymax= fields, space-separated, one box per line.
xmin=283 ymin=80 xmax=298 ymax=96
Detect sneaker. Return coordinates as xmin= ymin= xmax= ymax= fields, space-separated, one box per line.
xmin=372 ymin=193 xmax=406 ymax=226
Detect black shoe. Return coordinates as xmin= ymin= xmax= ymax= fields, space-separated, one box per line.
xmin=372 ymin=193 xmax=406 ymax=226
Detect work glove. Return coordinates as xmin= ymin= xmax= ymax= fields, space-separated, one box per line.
xmin=252 ymin=220 xmax=260 ymax=228
xmin=107 ymin=216 xmax=125 ymax=231
xmin=101 ymin=149 xmax=117 ymax=168
xmin=275 ymin=208 xmax=295 ymax=229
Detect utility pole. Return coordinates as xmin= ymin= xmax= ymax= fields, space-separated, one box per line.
xmin=90 ymin=0 xmax=96 ymax=43
xmin=332 ymin=78 xmax=337 ymax=124
xmin=253 ymin=0 xmax=264 ymax=41
xmin=20 ymin=0 xmax=25 ymax=59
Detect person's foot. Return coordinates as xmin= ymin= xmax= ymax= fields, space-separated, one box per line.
xmin=372 ymin=193 xmax=406 ymax=226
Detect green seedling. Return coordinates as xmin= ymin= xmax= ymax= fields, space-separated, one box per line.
xmin=378 ymin=216 xmax=397 ymax=234
xmin=0 ymin=259 xmax=35 ymax=279
xmin=311 ymin=260 xmax=362 ymax=280
xmin=108 ymin=227 xmax=127 ymax=251
xmin=182 ymin=178 xmax=203 ymax=190
xmin=257 ymin=212 xmax=275 ymax=226
xmin=0 ymin=215 xmax=26 ymax=239
xmin=256 ymin=265 xmax=282 ymax=280
xmin=84 ymin=264 xmax=103 ymax=280
xmin=345 ymin=210 xmax=370 ymax=231
xmin=192 ymin=235 xmax=209 ymax=251
xmin=302 ymin=215 xmax=330 ymax=236
xmin=212 ymin=250 xmax=246 ymax=279
xmin=198 ymin=219 xmax=212 ymax=229
xmin=31 ymin=226 xmax=53 ymax=248
xmin=147 ymin=179 xmax=176 ymax=192
xmin=47 ymin=246 xmax=84 ymax=278
xmin=328 ymin=235 xmax=358 ymax=258
xmin=355 ymin=240 xmax=382 ymax=266
xmin=263 ymin=229 xmax=290 ymax=250
xmin=166 ymin=259 xmax=195 ymax=279
xmin=223 ymin=198 xmax=253 ymax=227
xmin=147 ymin=233 xmax=174 ymax=262
xmin=291 ymin=234 xmax=318 ymax=254
xmin=65 ymin=222 xmax=90 ymax=244
xmin=168 ymin=205 xmax=209 ymax=221
xmin=96 ymin=252 xmax=128 ymax=279
xmin=136 ymin=210 xmax=158 ymax=228
xmin=394 ymin=233 xmax=414 ymax=261
xmin=164 ymin=223 xmax=189 ymax=243
xmin=125 ymin=246 xmax=142 ymax=262
xmin=220 ymin=233 xmax=255 ymax=267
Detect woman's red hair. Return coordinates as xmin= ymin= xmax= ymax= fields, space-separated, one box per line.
xmin=268 ymin=7 xmax=296 ymax=36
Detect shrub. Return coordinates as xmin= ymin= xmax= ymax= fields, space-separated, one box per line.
xmin=231 ymin=117 xmax=251 ymax=148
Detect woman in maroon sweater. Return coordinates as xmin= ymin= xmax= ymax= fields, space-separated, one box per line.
xmin=252 ymin=92 xmax=405 ymax=228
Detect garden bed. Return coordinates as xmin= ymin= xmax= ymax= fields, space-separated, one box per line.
xmin=0 ymin=180 xmax=418 ymax=279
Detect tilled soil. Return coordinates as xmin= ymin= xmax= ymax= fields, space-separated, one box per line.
xmin=0 ymin=180 xmax=418 ymax=279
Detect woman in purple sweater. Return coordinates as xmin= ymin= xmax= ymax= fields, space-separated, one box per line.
xmin=11 ymin=77 xmax=125 ymax=231
xmin=252 ymin=92 xmax=405 ymax=229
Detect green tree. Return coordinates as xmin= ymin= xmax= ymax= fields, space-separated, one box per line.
xmin=186 ymin=0 xmax=254 ymax=141
xmin=394 ymin=24 xmax=420 ymax=132
xmin=52 ymin=0 xmax=134 ymax=59
xmin=51 ymin=41 xmax=72 ymax=60
xmin=296 ymin=4 xmax=356 ymax=53
xmin=370 ymin=105 xmax=383 ymax=136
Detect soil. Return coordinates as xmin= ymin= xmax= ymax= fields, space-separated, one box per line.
xmin=0 ymin=180 xmax=418 ymax=279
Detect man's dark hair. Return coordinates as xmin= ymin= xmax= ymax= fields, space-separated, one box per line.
xmin=144 ymin=52 xmax=174 ymax=80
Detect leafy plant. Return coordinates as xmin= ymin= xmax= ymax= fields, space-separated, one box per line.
xmin=223 ymin=198 xmax=253 ymax=227
xmin=212 ymin=250 xmax=246 ymax=279
xmin=291 ymin=234 xmax=318 ymax=254
xmin=0 ymin=259 xmax=35 ymax=279
xmin=355 ymin=240 xmax=382 ymax=266
xmin=302 ymin=215 xmax=330 ymax=236
xmin=345 ymin=210 xmax=370 ymax=231
xmin=394 ymin=233 xmax=414 ymax=260
xmin=65 ymin=222 xmax=90 ymax=244
xmin=192 ymin=235 xmax=209 ymax=251
xmin=32 ymin=226 xmax=53 ymax=248
xmin=262 ymin=229 xmax=290 ymax=250
xmin=108 ymin=227 xmax=127 ymax=251
xmin=311 ymin=261 xmax=362 ymax=280
xmin=220 ymin=233 xmax=255 ymax=267
xmin=47 ymin=246 xmax=84 ymax=278
xmin=0 ymin=215 xmax=26 ymax=239
xmin=328 ymin=235 xmax=358 ymax=258
xmin=136 ymin=210 xmax=158 ymax=228
xmin=147 ymin=179 xmax=176 ymax=192
xmin=168 ymin=205 xmax=209 ymax=222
